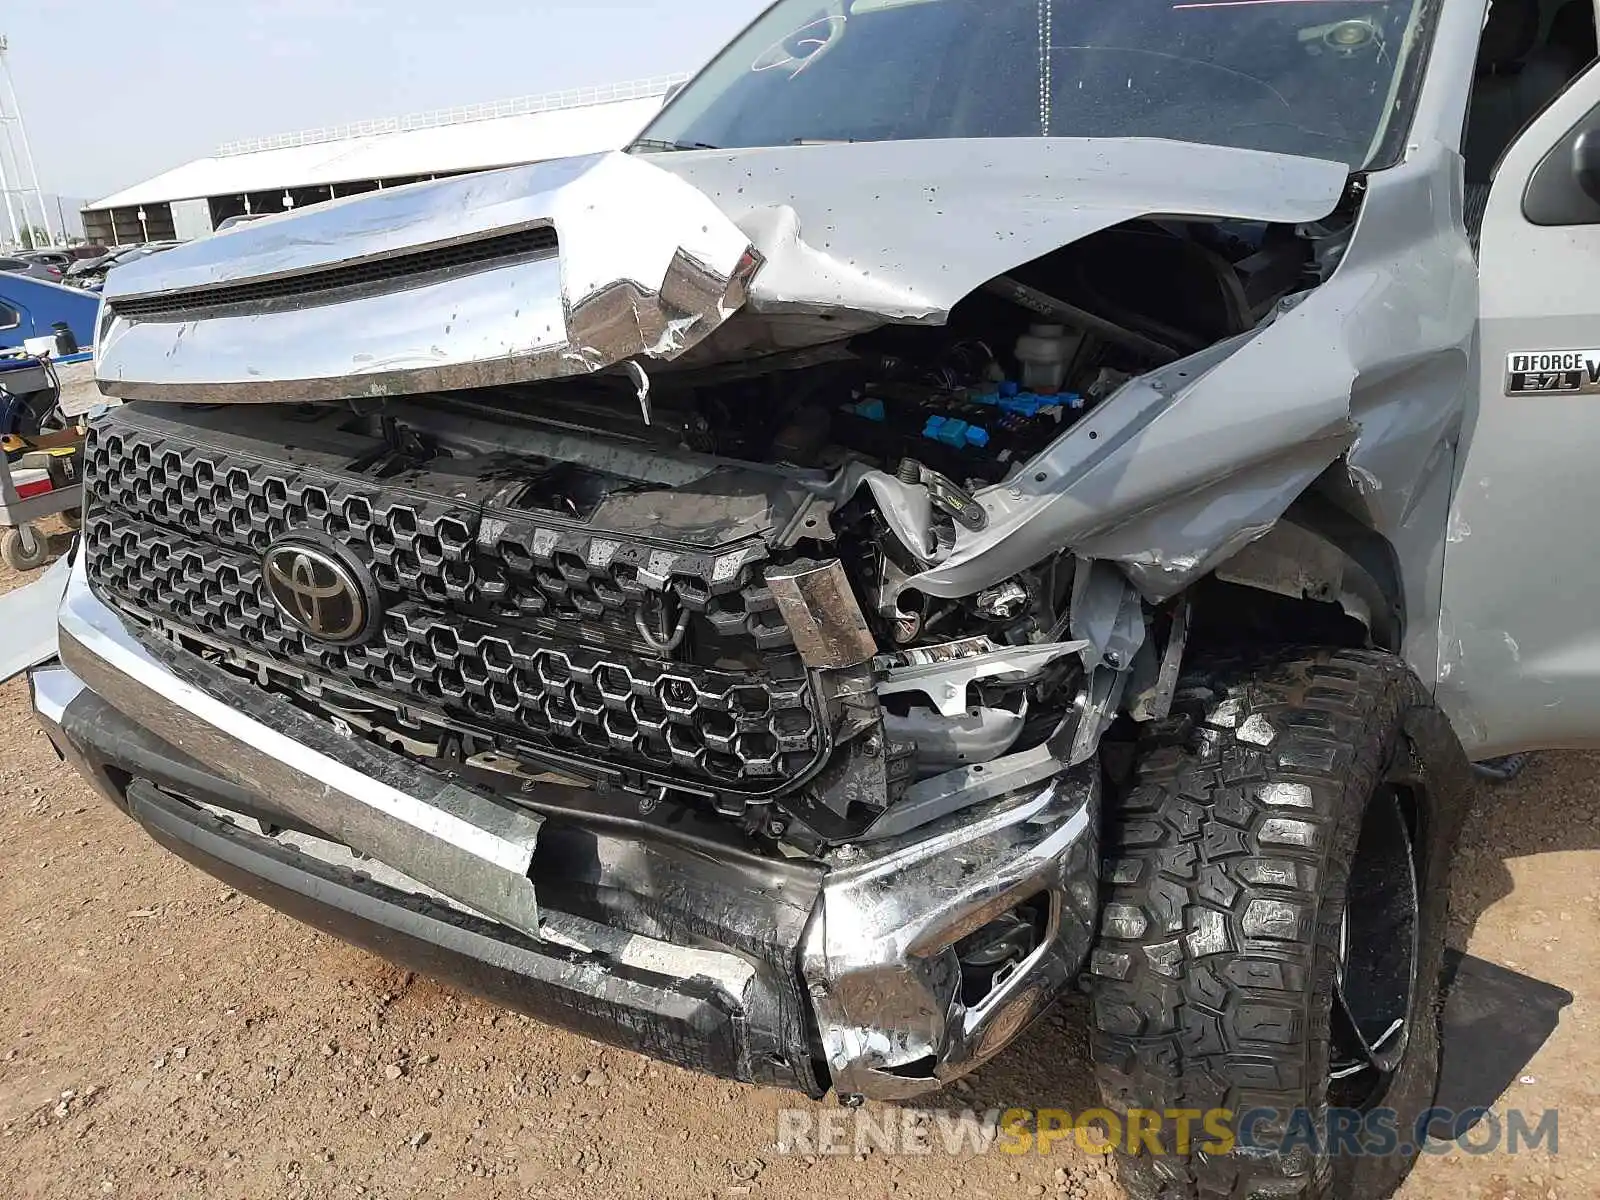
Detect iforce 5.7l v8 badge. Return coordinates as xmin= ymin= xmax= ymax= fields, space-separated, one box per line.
xmin=1506 ymin=350 xmax=1600 ymax=395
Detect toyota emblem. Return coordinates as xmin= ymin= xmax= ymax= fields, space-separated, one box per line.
xmin=261 ymin=536 xmax=376 ymax=644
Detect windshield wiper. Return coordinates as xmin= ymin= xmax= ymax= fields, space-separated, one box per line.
xmin=630 ymin=138 xmax=722 ymax=153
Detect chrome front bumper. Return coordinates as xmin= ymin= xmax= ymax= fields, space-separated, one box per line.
xmin=36 ymin=553 xmax=1099 ymax=1099
xmin=805 ymin=776 xmax=1098 ymax=1099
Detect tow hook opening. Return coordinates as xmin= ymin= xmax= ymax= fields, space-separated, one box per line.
xmin=953 ymin=891 xmax=1050 ymax=1008
xmin=876 ymin=1053 xmax=941 ymax=1081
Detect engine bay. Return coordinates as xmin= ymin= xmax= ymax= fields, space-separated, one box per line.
xmin=100 ymin=213 xmax=1336 ymax=849
xmin=471 ymin=215 xmax=1322 ymax=489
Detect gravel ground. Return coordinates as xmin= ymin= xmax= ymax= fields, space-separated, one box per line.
xmin=0 ymin=535 xmax=1593 ymax=1199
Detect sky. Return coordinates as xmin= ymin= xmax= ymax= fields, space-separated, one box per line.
xmin=5 ymin=0 xmax=772 ymax=203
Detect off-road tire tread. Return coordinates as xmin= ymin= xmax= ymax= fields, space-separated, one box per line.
xmin=1087 ymin=648 xmax=1469 ymax=1200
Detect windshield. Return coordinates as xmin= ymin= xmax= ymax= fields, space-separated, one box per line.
xmin=636 ymin=0 xmax=1432 ymax=169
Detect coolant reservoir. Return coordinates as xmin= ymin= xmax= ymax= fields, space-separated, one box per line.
xmin=1015 ymin=323 xmax=1082 ymax=394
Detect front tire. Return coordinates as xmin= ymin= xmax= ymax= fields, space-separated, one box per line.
xmin=1088 ymin=649 xmax=1470 ymax=1200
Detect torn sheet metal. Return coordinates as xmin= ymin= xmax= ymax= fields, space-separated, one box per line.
xmin=200 ymin=795 xmax=758 ymax=1006
xmin=1069 ymin=559 xmax=1146 ymax=673
xmin=624 ymin=360 xmax=653 ymax=427
xmin=895 ymin=140 xmax=1477 ymax=606
xmin=1128 ymin=598 xmax=1191 ymax=724
xmin=875 ymin=637 xmax=1086 ymax=718
xmin=95 ymin=152 xmax=760 ymax=404
xmin=883 ymin=702 xmax=1028 ymax=772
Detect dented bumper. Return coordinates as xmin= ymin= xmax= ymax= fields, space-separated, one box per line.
xmin=34 ymin=553 xmax=1098 ymax=1099
xmin=803 ymin=768 xmax=1098 ymax=1099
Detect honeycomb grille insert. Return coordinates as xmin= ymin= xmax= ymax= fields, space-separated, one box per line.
xmin=82 ymin=413 xmax=827 ymax=795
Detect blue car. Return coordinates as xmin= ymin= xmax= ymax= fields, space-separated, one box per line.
xmin=0 ymin=274 xmax=100 ymax=355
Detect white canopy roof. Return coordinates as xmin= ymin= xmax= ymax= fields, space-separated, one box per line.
xmin=87 ymin=84 xmax=674 ymax=212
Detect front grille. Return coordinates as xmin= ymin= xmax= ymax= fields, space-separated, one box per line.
xmin=109 ymin=226 xmax=559 ymax=321
xmin=82 ymin=408 xmax=828 ymax=797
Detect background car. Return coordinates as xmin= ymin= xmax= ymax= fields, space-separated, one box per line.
xmin=16 ymin=250 xmax=74 ymax=274
xmin=63 ymin=242 xmax=180 ymax=291
xmin=0 ymin=273 xmax=101 ymax=353
xmin=0 ymin=256 xmax=64 ymax=282
xmin=63 ymin=246 xmax=139 ymax=282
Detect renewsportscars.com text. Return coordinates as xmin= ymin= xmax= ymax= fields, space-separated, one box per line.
xmin=774 ymin=1106 xmax=1559 ymax=1159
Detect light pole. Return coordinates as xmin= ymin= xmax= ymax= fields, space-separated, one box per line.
xmin=0 ymin=66 xmax=16 ymax=248
xmin=0 ymin=35 xmax=57 ymax=246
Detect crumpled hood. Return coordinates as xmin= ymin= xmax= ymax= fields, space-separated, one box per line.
xmin=96 ymin=139 xmax=1347 ymax=403
xmin=662 ymin=138 xmax=1345 ymax=320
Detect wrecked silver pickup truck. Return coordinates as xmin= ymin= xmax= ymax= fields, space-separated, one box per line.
xmin=16 ymin=0 xmax=1600 ymax=1196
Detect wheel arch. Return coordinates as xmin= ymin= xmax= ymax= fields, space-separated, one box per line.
xmin=1205 ymin=497 xmax=1405 ymax=653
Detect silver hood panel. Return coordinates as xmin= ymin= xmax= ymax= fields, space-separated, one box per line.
xmin=95 ymin=140 xmax=1346 ymax=403
xmin=663 ymin=137 xmax=1346 ymax=321
xmin=96 ymin=152 xmax=760 ymax=403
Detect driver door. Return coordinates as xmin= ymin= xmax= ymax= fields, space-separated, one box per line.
xmin=1440 ymin=53 xmax=1600 ymax=757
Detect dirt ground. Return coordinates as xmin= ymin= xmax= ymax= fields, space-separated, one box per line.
xmin=0 ymin=535 xmax=1593 ymax=1200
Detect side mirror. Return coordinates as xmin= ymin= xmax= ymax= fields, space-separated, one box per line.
xmin=1572 ymin=128 xmax=1600 ymax=204
xmin=663 ymin=82 xmax=686 ymax=105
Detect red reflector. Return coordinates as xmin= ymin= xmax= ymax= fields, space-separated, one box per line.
xmin=14 ymin=479 xmax=53 ymax=499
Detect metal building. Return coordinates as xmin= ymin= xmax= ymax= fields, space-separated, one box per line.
xmin=81 ymin=76 xmax=680 ymax=246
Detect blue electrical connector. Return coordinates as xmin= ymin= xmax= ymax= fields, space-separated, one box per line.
xmin=971 ymin=386 xmax=1084 ymax=416
xmin=923 ymin=415 xmax=990 ymax=448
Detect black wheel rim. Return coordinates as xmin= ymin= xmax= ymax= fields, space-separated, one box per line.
xmin=1329 ymin=784 xmax=1421 ymax=1109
